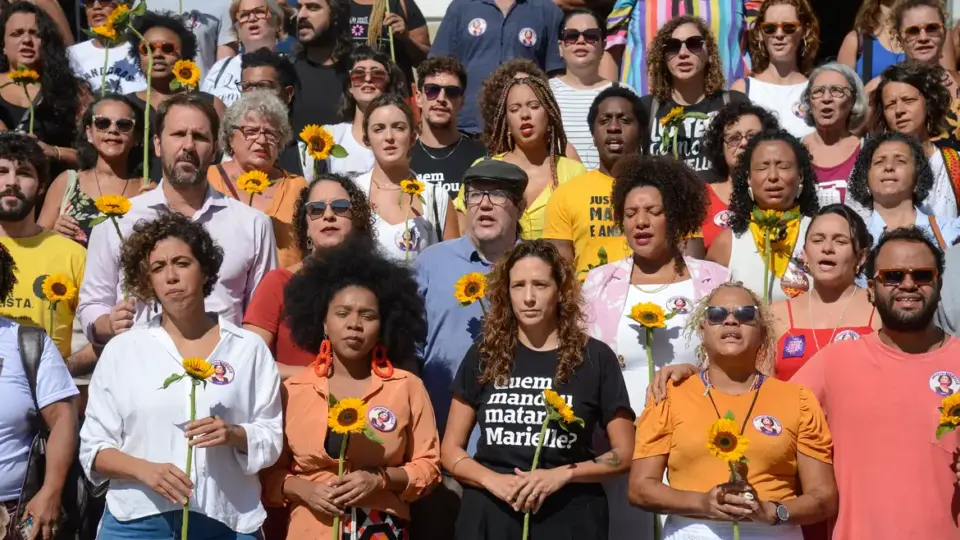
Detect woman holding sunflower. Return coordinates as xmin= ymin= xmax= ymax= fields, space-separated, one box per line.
xmin=630 ymin=282 xmax=837 ymax=539
xmin=79 ymin=212 xmax=283 ymax=539
xmin=208 ymin=91 xmax=307 ymax=269
xmin=442 ymin=240 xmax=635 ymax=540
xmin=262 ymin=244 xmax=440 ymax=540
xmin=353 ymin=93 xmax=458 ymax=263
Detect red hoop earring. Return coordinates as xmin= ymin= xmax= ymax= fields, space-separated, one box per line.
xmin=371 ymin=344 xmax=395 ymax=378
xmin=314 ymin=339 xmax=333 ymax=377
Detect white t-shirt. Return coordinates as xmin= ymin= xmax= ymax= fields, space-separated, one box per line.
xmin=0 ymin=320 xmax=79 ymax=500
xmin=300 ymin=123 xmax=376 ymax=182
xmin=147 ymin=0 xmax=237 ymax=73
xmin=68 ymin=40 xmax=146 ymax=94
xmin=353 ymin=171 xmax=449 ymax=264
xmin=746 ymin=78 xmax=815 ymax=140
xmin=201 ymin=55 xmax=242 ymax=108
xmin=924 ymin=150 xmax=959 ymax=220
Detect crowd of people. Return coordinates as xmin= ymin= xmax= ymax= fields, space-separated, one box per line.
xmin=4 ymin=0 xmax=960 ymax=539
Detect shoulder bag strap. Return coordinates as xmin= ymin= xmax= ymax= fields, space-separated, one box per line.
xmin=213 ymin=56 xmax=235 ymax=88
xmin=217 ymin=164 xmax=242 ymax=200
xmin=59 ymin=169 xmax=79 ymax=215
xmin=18 ymin=325 xmax=48 ymax=428
xmin=929 ymin=214 xmax=947 ymax=249
xmin=862 ymin=33 xmax=874 ymax=81
xmin=431 ymin=182 xmax=442 ymax=241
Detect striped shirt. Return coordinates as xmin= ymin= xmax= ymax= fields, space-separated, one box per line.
xmin=550 ymin=78 xmax=619 ymax=171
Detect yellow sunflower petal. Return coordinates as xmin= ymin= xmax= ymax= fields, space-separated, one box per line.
xmin=300 ymin=124 xmax=335 ymax=161
xmin=183 ymin=357 xmax=215 ymax=380
xmin=9 ymin=67 xmax=39 ymax=85
xmin=92 ymin=24 xmax=118 ymax=41
xmin=454 ymin=272 xmax=487 ymax=305
xmin=706 ymin=417 xmax=749 ymax=463
xmin=41 ymin=274 xmax=77 ymax=303
xmin=629 ymin=302 xmax=667 ymax=329
xmin=941 ymin=394 xmax=960 ymax=426
xmin=237 ymin=170 xmax=270 ymax=196
xmin=94 ymin=194 xmax=132 ymax=217
xmin=328 ymin=397 xmax=368 ymax=434
xmin=400 ymin=179 xmax=425 ymax=196
xmin=172 ymin=59 xmax=201 ymax=88
xmin=106 ymin=4 xmax=129 ymax=25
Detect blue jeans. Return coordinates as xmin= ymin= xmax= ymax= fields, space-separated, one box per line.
xmin=99 ymin=508 xmax=261 ymax=540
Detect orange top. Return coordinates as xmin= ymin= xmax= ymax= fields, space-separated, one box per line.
xmin=634 ymin=373 xmax=832 ymax=502
xmin=261 ymin=367 xmax=442 ymax=539
xmin=207 ymin=165 xmax=307 ymax=269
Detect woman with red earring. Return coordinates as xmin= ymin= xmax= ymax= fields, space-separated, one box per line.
xmin=261 ymin=243 xmax=441 ymax=540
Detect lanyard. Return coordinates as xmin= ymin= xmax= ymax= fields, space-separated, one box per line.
xmin=700 ymin=370 xmax=765 ymax=435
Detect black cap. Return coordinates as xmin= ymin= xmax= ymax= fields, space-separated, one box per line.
xmin=462 ymin=159 xmax=529 ymax=197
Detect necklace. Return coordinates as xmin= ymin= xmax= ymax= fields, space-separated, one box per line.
xmin=418 ymin=135 xmax=464 ymax=160
xmin=94 ymin=169 xmax=131 ymax=198
xmin=700 ymin=370 xmax=764 ymax=435
xmin=807 ymin=286 xmax=858 ymax=353
xmin=631 ymin=263 xmax=679 ymax=294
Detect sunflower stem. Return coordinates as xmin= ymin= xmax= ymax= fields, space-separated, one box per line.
xmin=522 ymin=417 xmax=550 ymax=540
xmin=182 ymin=380 xmax=196 ymax=540
xmin=671 ymin=125 xmax=678 ymax=158
xmin=100 ymin=47 xmax=110 ymax=97
xmin=109 ymin=216 xmax=124 ymax=241
xmin=248 ymin=193 xmax=255 ymax=206
xmin=384 ymin=2 xmax=396 ymax=63
xmin=403 ymin=197 xmax=412 ymax=264
xmin=763 ymin=230 xmax=772 ymax=304
xmin=47 ymin=302 xmax=56 ymax=341
xmin=331 ymin=434 xmax=348 ymax=540
xmin=645 ymin=327 xmax=660 ymax=540
xmin=130 ymin=27 xmax=153 ymax=188
xmin=478 ymin=298 xmax=487 ymax=318
xmin=20 ymin=82 xmax=34 ymax=136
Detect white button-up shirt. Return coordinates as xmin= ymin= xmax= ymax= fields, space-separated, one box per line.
xmin=79 ymin=317 xmax=282 ymax=533
xmin=77 ymin=183 xmax=277 ymax=343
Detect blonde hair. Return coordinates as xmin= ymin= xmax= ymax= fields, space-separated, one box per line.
xmin=228 ymin=0 xmax=287 ymax=39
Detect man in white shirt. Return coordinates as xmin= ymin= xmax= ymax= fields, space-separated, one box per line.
xmin=148 ymin=0 xmax=239 ymax=73
xmin=68 ymin=0 xmax=147 ymax=94
xmin=77 ymin=93 xmax=277 ymax=347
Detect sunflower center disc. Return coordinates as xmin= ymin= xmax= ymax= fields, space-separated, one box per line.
xmin=339 ymin=409 xmax=357 ymax=424
xmin=52 ymin=284 xmax=67 ymax=295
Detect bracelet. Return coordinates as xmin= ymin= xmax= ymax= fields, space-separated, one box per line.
xmin=54 ymin=146 xmax=61 ymax=161
xmin=451 ymin=455 xmax=472 ymax=474
xmin=377 ymin=467 xmax=389 ymax=489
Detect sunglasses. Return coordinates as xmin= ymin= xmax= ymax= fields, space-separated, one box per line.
xmin=759 ymin=21 xmax=802 ymax=35
xmin=873 ymin=267 xmax=938 ymax=287
xmin=349 ymin=68 xmax=388 ymax=87
xmin=138 ymin=41 xmax=179 ymax=56
xmin=706 ymin=305 xmax=759 ymax=325
xmin=561 ymin=28 xmax=602 ymax=46
xmin=423 ymin=83 xmax=463 ymax=100
xmin=306 ymin=199 xmax=352 ymax=218
xmin=663 ymin=36 xmax=705 ymax=56
xmin=902 ymin=22 xmax=944 ymax=39
xmin=80 ymin=0 xmax=119 ymax=6
xmin=92 ymin=115 xmax=135 ymax=133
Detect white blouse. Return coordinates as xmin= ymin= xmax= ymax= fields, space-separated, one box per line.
xmin=79 ymin=316 xmax=282 ymax=534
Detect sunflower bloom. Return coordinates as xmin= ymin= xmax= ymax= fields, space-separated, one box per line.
xmin=300 ymin=124 xmax=335 ymax=160
xmin=183 ymin=357 xmax=215 ymax=380
xmin=95 ymin=194 xmax=131 ymax=216
xmin=329 ymin=398 xmax=368 ymax=434
xmin=91 ymin=24 xmax=118 ymax=40
xmin=106 ymin=3 xmax=130 ymax=25
xmin=41 ymin=274 xmax=77 ymax=303
xmin=400 ymin=179 xmax=425 ymax=196
xmin=454 ymin=272 xmax=487 ymax=306
xmin=659 ymin=106 xmax=684 ymax=126
xmin=630 ymin=302 xmax=667 ymax=329
xmin=543 ymin=389 xmax=567 ymax=412
xmin=9 ymin=66 xmax=39 ymax=85
xmin=173 ymin=59 xmax=201 ymax=88
xmin=706 ymin=417 xmax=749 ymax=463
xmin=237 ymin=170 xmax=270 ymax=202
xmin=941 ymin=394 xmax=960 ymax=426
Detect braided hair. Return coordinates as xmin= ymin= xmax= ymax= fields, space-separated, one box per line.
xmin=488 ymin=76 xmax=568 ymax=188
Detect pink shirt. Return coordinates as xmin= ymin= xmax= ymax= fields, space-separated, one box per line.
xmin=793 ymin=333 xmax=960 ymax=540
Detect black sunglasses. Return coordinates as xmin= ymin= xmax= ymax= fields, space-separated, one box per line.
xmin=706 ymin=305 xmax=759 ymax=325
xmin=663 ymin=36 xmax=705 ymax=56
xmin=423 ymin=83 xmax=463 ymax=100
xmin=561 ymin=28 xmax=602 ymax=45
xmin=92 ymin=115 xmax=135 ymax=133
xmin=873 ymin=267 xmax=938 ymax=287
xmin=306 ymin=199 xmax=351 ymax=218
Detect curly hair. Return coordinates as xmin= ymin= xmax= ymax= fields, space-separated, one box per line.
xmin=869 ymin=60 xmax=950 ymax=137
xmin=0 ymin=132 xmax=48 ymax=187
xmin=0 ymin=2 xmax=84 ymax=146
xmin=337 ymin=45 xmax=407 ymax=123
xmin=283 ymin=239 xmax=426 ymax=371
xmin=292 ymin=172 xmax=376 ymax=256
xmin=683 ymin=281 xmax=777 ymax=376
xmin=847 ymin=131 xmax=934 ymax=209
xmin=748 ymin=0 xmax=821 ymax=75
xmin=293 ymin=0 xmax=353 ymax=66
xmin=892 ymin=0 xmax=947 ymax=46
xmin=611 ymin=154 xmax=707 ymax=270
xmin=646 ymin=15 xmax=726 ymax=102
xmin=126 ymin=10 xmax=200 ymax=77
xmin=478 ymin=59 xmax=547 ymax=147
xmin=728 ymin=129 xmax=820 ymax=235
xmin=478 ymin=240 xmax=588 ymax=387
xmin=865 ymin=225 xmax=945 ymax=280
xmin=703 ymin=101 xmax=781 ymax=181
xmin=806 ymin=203 xmax=873 ymax=261
xmin=76 ymin=93 xmax=144 ymax=177
xmin=121 ymin=212 xmax=225 ymax=303
xmin=219 ymin=90 xmax=292 ymax=154
xmin=416 ymin=55 xmax=467 ymax=90
xmin=0 ymin=242 xmax=17 ymax=304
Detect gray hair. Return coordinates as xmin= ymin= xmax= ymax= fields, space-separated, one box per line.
xmin=801 ymin=62 xmax=868 ymax=130
xmin=219 ymin=90 xmax=292 ymax=155
xmin=229 ymin=0 xmax=286 ymax=39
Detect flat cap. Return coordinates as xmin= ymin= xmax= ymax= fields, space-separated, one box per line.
xmin=462 ymin=159 xmax=529 ymax=196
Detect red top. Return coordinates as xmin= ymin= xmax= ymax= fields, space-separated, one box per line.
xmin=701 ymin=186 xmax=731 ymax=250
xmin=776 ymin=300 xmax=876 ymax=382
xmin=242 ymin=268 xmax=316 ymax=367
xmin=812 ymin=144 xmax=860 ymax=205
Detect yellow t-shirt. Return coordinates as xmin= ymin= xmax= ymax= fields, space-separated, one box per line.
xmin=454 ymin=155 xmax=588 ymax=240
xmin=543 ymin=170 xmax=631 ymax=278
xmin=0 ymin=231 xmax=86 ymax=357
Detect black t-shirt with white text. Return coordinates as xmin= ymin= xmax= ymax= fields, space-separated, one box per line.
xmin=412 ymin=136 xmax=487 ymax=200
xmin=292 ymin=58 xmax=347 ymax=135
xmin=640 ymin=90 xmax=749 ymax=183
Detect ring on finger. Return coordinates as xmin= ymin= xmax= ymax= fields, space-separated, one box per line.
xmin=743 ymin=492 xmax=755 ymax=501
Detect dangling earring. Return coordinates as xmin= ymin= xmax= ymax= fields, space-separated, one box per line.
xmin=507 ymin=131 xmax=513 ymax=149
xmin=314 ymin=339 xmax=333 ymax=377
xmin=371 ymin=344 xmax=395 ymax=378
xmin=797 ymin=181 xmax=803 ymax=195
xmin=747 ymin=186 xmax=755 ymax=201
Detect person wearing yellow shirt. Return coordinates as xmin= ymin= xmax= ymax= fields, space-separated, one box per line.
xmin=0 ymin=133 xmax=93 ymax=373
xmin=453 ymin=76 xmax=587 ymax=239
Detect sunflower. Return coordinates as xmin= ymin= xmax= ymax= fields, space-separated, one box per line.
xmin=941 ymin=394 xmax=960 ymax=425
xmin=630 ymin=302 xmax=667 ymax=329
xmin=41 ymin=274 xmax=77 ymax=303
xmin=237 ymin=170 xmax=269 ymax=196
xmin=182 ymin=357 xmax=215 ymax=380
xmin=328 ymin=398 xmax=368 ymax=434
xmin=454 ymin=272 xmax=487 ymax=306
xmin=659 ymin=106 xmax=684 ymax=127
xmin=9 ymin=66 xmax=39 ymax=85
xmin=91 ymin=24 xmax=118 ymax=41
xmin=95 ymin=194 xmax=132 ymax=217
xmin=400 ymin=179 xmax=425 ymax=196
xmin=106 ymin=3 xmax=130 ymax=26
xmin=173 ymin=59 xmax=201 ymax=88
xmin=543 ymin=389 xmax=577 ymax=423
xmin=300 ymin=124 xmax=336 ymax=160
xmin=706 ymin=417 xmax=749 ymax=463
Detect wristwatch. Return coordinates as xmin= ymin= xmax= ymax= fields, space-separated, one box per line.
xmin=773 ymin=502 xmax=790 ymax=525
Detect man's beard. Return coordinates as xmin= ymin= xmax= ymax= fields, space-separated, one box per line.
xmin=0 ymin=187 xmax=34 ymax=222
xmin=425 ymin=115 xmax=453 ymax=131
xmin=162 ymin=150 xmax=205 ymax=186
xmin=298 ymin=20 xmax=335 ymax=47
xmin=876 ymin=287 xmax=941 ymax=332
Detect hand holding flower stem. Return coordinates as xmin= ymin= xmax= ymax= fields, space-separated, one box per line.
xmin=327 ymin=395 xmax=383 ymax=540
xmin=398 ymin=179 xmax=425 ymax=264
